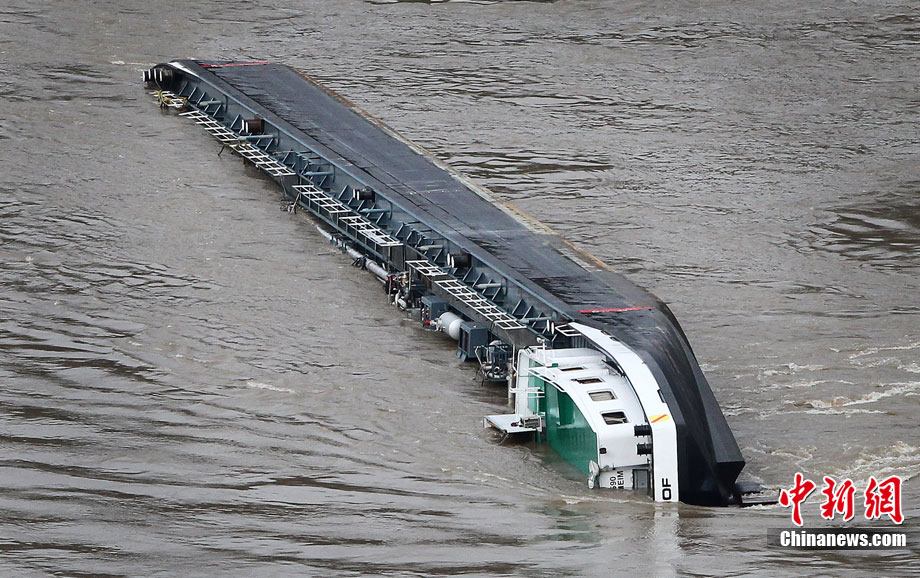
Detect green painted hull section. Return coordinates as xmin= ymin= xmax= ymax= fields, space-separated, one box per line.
xmin=539 ymin=378 xmax=598 ymax=475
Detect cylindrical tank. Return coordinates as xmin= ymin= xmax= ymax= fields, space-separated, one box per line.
xmin=437 ymin=312 xmax=463 ymax=340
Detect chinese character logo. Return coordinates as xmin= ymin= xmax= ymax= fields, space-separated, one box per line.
xmin=779 ymin=473 xmax=905 ymax=526
xmin=865 ymin=476 xmax=903 ymax=524
xmin=820 ymin=476 xmax=855 ymax=522
xmin=779 ymin=472 xmax=816 ymax=526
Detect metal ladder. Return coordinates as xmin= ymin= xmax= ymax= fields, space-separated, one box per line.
xmin=231 ymin=143 xmax=297 ymax=177
xmin=179 ymin=109 xmax=239 ymax=143
xmin=292 ymin=184 xmax=401 ymax=248
xmin=406 ymin=260 xmax=451 ymax=280
xmin=292 ymin=184 xmax=351 ymax=216
xmin=176 ymin=109 xmax=296 ymax=177
xmin=338 ymin=216 xmax=402 ymax=248
xmin=432 ymin=278 xmax=526 ymax=331
xmin=407 ymin=261 xmax=526 ymax=331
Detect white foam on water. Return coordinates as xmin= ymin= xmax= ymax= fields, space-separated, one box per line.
xmin=849 ymin=341 xmax=920 ymax=359
xmin=174 ymin=353 xmax=213 ymax=364
xmin=792 ymin=380 xmax=920 ymax=409
xmin=722 ymin=406 xmax=755 ymax=417
xmin=769 ymin=447 xmax=816 ymax=466
xmin=900 ymin=362 xmax=920 ymax=374
xmin=245 ymin=380 xmax=295 ymax=394
xmin=851 ymin=356 xmax=900 ymax=369
xmin=803 ymin=408 xmax=887 ymax=416
xmin=767 ymin=378 xmax=851 ymax=390
xmin=761 ymin=362 xmax=825 ymax=377
xmin=834 ymin=442 xmax=920 ymax=485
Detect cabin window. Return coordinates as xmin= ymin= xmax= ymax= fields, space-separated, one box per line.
xmin=588 ymin=390 xmax=616 ymax=402
xmin=560 ymin=366 xmax=585 ymax=372
xmin=601 ymin=411 xmax=628 ymax=425
xmin=574 ymin=377 xmax=604 ymax=385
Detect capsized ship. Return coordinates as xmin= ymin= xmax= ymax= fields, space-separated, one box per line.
xmin=144 ymin=60 xmax=748 ymax=506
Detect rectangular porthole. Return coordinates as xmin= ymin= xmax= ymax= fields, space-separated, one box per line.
xmin=601 ymin=411 xmax=628 ymax=425
xmin=574 ymin=377 xmax=604 ymax=384
xmin=588 ymin=390 xmax=616 ymax=402
xmin=560 ymin=366 xmax=585 ymax=372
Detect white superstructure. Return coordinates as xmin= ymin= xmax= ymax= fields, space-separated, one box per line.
xmin=485 ymin=325 xmax=679 ymax=502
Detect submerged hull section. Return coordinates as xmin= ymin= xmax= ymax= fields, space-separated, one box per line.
xmin=144 ymin=60 xmax=744 ymax=506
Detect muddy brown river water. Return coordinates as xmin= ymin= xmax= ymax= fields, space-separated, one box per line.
xmin=1 ymin=1 xmax=918 ymax=575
